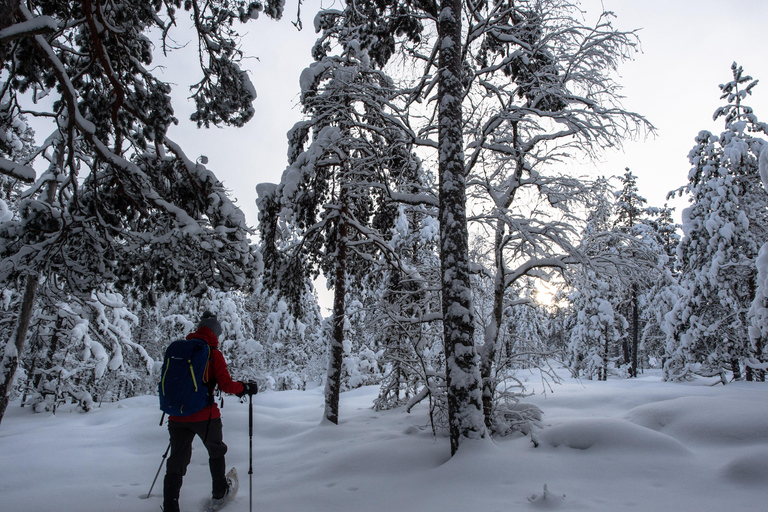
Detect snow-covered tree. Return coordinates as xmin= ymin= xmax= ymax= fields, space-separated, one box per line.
xmin=637 ymin=204 xmax=680 ymax=369
xmin=564 ymin=175 xmax=662 ymax=379
xmin=460 ymin=1 xmax=651 ymax=424
xmin=17 ymin=287 xmax=147 ymax=412
xmin=368 ymin=202 xmax=445 ymax=425
xmin=747 ymin=110 xmax=768 ymax=383
xmin=612 ymin=169 xmax=671 ymax=376
xmin=0 ymin=0 xmax=283 ymax=425
xmin=613 ymin=170 xmax=644 ymax=372
xmin=665 ymin=64 xmax=768 ymax=382
xmin=337 ymin=0 xmax=487 ymax=453
xmin=335 ymin=0 xmax=651 ymax=453
xmin=568 ymin=267 xmax=626 ymax=380
xmin=259 ymin=9 xmax=424 ymax=424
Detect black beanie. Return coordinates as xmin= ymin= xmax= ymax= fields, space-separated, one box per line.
xmin=198 ymin=311 xmax=222 ymax=337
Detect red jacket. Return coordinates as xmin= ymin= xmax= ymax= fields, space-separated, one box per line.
xmin=169 ymin=327 xmax=244 ymax=423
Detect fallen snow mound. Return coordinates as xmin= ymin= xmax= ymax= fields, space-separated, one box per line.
xmin=538 ymin=418 xmax=690 ymax=454
xmin=625 ymin=396 xmax=768 ymax=444
xmin=721 ymin=448 xmax=768 ymax=486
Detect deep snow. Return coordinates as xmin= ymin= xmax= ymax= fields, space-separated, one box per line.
xmin=1 ymin=369 xmax=767 ymax=512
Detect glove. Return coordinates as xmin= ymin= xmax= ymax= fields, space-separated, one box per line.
xmin=238 ymin=381 xmax=258 ymax=397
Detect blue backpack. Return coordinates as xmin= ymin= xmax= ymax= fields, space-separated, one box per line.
xmin=159 ymin=338 xmax=213 ymax=416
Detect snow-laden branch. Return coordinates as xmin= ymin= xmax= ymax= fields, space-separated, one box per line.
xmin=19 ymin=5 xmax=202 ymax=234
xmin=0 ymin=157 xmax=35 ymax=183
xmin=0 ymin=16 xmax=59 ymax=43
xmin=502 ymin=256 xmax=572 ymax=290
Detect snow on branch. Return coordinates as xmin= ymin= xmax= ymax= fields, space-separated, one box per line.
xmin=0 ymin=157 xmax=35 ymax=183
xmin=0 ymin=16 xmax=59 ymax=43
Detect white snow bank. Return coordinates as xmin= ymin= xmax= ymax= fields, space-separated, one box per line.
xmin=538 ymin=417 xmax=691 ymax=454
xmin=2 ymin=370 xmax=767 ymax=512
xmin=625 ymin=396 xmax=768 ymax=444
xmin=721 ymin=448 xmax=768 ymax=485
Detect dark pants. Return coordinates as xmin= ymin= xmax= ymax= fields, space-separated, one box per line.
xmin=163 ymin=418 xmax=229 ymax=510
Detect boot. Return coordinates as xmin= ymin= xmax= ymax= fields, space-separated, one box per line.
xmin=163 ymin=473 xmax=182 ymax=512
xmin=210 ymin=457 xmax=228 ymax=499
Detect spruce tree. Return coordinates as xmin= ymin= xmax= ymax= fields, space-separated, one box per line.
xmin=666 ymin=64 xmax=768 ymax=382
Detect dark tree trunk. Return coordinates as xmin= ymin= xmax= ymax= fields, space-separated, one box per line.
xmin=323 ymin=168 xmax=349 ymax=425
xmin=630 ymin=286 xmax=639 ymax=378
xmin=601 ymin=326 xmax=610 ymax=381
xmin=480 ymin=220 xmax=506 ymax=430
xmin=438 ymin=0 xmax=485 ymax=456
xmin=731 ymin=358 xmax=741 ymax=381
xmin=621 ymin=333 xmax=631 ymax=367
xmin=0 ymin=275 xmax=39 ymax=426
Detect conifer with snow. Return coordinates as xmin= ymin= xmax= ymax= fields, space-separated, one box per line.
xmin=665 ymin=64 xmax=768 ymax=382
xmin=258 ymin=8 xmax=423 ymax=424
xmin=0 ymin=0 xmax=284 ymax=424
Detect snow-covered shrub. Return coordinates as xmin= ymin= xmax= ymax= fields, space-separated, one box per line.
xmin=18 ymin=288 xmax=146 ymax=412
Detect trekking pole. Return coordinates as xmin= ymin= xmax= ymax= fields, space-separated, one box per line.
xmin=249 ymin=392 xmax=254 ymax=512
xmin=144 ymin=441 xmax=171 ymax=499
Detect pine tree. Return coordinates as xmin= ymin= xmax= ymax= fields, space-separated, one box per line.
xmin=639 ymin=205 xmax=680 ymax=369
xmin=666 ymin=64 xmax=768 ymax=382
xmin=613 ymin=169 xmax=648 ymax=376
xmin=566 ymin=178 xmax=627 ymax=379
xmin=258 ymin=10 xmax=423 ymax=424
xmin=0 ymin=0 xmax=284 ymax=424
xmin=568 ymin=268 xmax=626 ymax=380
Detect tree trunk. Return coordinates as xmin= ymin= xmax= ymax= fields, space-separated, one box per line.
xmin=730 ymin=358 xmax=741 ymax=381
xmin=0 ymin=275 xmax=39 ymax=426
xmin=630 ymin=286 xmax=639 ymax=378
xmin=601 ymin=326 xmax=610 ymax=381
xmin=480 ymin=220 xmax=506 ymax=429
xmin=438 ymin=0 xmax=486 ymax=456
xmin=323 ymin=168 xmax=349 ymax=425
xmin=621 ymin=331 xmax=630 ymax=367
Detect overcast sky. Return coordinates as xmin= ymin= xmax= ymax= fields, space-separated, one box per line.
xmin=159 ymin=0 xmax=768 ymax=229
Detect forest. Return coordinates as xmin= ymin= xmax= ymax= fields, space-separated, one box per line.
xmin=1 ymin=0 xmax=767 ymax=463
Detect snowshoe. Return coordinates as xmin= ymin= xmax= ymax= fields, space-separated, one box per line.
xmin=205 ymin=467 xmax=238 ymax=512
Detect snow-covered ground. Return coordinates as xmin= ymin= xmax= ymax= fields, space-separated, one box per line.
xmin=1 ymin=369 xmax=767 ymax=512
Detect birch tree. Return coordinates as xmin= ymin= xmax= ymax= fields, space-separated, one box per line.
xmin=331 ymin=0 xmax=651 ymax=452
xmin=464 ymin=2 xmax=651 ymax=423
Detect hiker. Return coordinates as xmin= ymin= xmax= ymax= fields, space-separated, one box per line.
xmin=162 ymin=311 xmax=258 ymax=512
